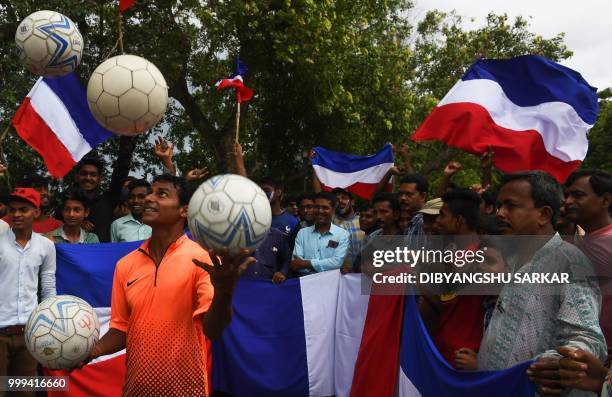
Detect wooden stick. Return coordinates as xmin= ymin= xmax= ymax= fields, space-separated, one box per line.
xmin=0 ymin=123 xmax=12 ymax=191
xmin=235 ymin=101 xmax=241 ymax=143
xmin=117 ymin=12 xmax=124 ymax=54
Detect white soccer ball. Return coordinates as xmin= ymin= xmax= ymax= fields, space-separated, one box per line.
xmin=25 ymin=295 xmax=100 ymax=370
xmin=86 ymin=54 xmax=168 ymax=136
xmin=15 ymin=10 xmax=84 ymax=77
xmin=188 ymin=174 xmax=272 ymax=256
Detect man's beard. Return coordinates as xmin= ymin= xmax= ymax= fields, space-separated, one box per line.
xmin=337 ymin=206 xmax=349 ymax=216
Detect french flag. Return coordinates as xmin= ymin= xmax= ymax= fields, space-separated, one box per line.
xmin=312 ymin=144 xmax=394 ymax=200
xmin=12 ymin=73 xmax=113 ymax=178
xmin=215 ymin=58 xmax=254 ymax=103
xmin=412 ymin=55 xmax=599 ymax=182
xmin=47 ymin=243 xmax=535 ymax=397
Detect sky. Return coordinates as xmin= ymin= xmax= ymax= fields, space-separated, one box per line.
xmin=413 ymin=0 xmax=612 ymax=91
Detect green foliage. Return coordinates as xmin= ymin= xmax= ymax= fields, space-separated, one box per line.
xmin=1 ymin=1 xmax=606 ymax=196
xmin=583 ymin=98 xmax=612 ymax=172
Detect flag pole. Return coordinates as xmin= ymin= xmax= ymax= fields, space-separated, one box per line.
xmin=235 ymin=101 xmax=241 ymax=143
xmin=117 ymin=11 xmax=124 ymax=54
xmin=0 ymin=123 xmax=12 ymax=191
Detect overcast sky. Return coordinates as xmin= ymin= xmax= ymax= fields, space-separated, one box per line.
xmin=413 ymin=0 xmax=611 ymax=91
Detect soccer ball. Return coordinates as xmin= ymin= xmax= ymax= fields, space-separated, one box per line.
xmin=15 ymin=10 xmax=83 ymax=77
xmin=25 ymin=295 xmax=100 ymax=370
xmin=87 ymin=54 xmax=168 ymax=136
xmin=188 ymin=174 xmax=272 ymax=256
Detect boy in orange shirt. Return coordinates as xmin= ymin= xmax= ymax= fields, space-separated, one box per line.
xmin=78 ymin=175 xmax=253 ymax=397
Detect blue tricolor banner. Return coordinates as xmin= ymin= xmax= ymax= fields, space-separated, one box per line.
xmin=48 ymin=242 xmax=536 ymax=397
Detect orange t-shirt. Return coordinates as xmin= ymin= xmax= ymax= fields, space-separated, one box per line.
xmin=110 ymin=234 xmax=214 ymax=397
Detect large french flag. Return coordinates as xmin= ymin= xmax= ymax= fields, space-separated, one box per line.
xmin=12 ymin=73 xmax=113 ymax=178
xmin=412 ymin=55 xmax=599 ymax=182
xmin=312 ymin=144 xmax=394 ymax=199
xmin=47 ymin=243 xmax=536 ymax=397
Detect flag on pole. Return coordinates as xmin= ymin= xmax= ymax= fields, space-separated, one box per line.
xmin=312 ymin=144 xmax=395 ymax=199
xmin=411 ymin=55 xmax=599 ymax=182
xmin=119 ymin=0 xmax=135 ymax=13
xmin=215 ymin=57 xmax=254 ymax=103
xmin=12 ymin=73 xmax=113 ymax=178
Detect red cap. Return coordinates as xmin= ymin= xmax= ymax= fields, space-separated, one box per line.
xmin=0 ymin=188 xmax=41 ymax=208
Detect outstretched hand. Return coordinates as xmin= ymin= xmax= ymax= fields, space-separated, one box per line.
xmin=193 ymin=248 xmax=256 ymax=295
xmin=154 ymin=136 xmax=173 ymax=160
xmin=186 ymin=167 xmax=209 ymax=182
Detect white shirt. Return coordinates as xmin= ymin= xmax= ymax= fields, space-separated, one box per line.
xmin=0 ymin=219 xmax=8 ymax=235
xmin=0 ymin=229 xmax=56 ymax=327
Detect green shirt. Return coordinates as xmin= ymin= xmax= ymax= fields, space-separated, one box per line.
xmin=49 ymin=226 xmax=99 ymax=244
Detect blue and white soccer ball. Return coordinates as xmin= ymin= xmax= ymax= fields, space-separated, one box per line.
xmin=15 ymin=10 xmax=84 ymax=77
xmin=25 ymin=295 xmax=100 ymax=370
xmin=188 ymin=174 xmax=272 ymax=256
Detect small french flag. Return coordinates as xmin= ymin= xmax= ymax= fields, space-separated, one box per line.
xmin=12 ymin=73 xmax=113 ymax=178
xmin=312 ymin=144 xmax=395 ymax=200
xmin=215 ymin=57 xmax=254 ymax=103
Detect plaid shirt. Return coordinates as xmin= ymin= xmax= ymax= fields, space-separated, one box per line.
xmin=333 ymin=213 xmax=363 ymax=265
xmin=403 ymin=212 xmax=426 ymax=249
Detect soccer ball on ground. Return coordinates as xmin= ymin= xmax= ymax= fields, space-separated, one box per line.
xmin=15 ymin=10 xmax=83 ymax=77
xmin=25 ymin=295 xmax=100 ymax=370
xmin=87 ymin=54 xmax=168 ymax=136
xmin=188 ymin=174 xmax=272 ymax=256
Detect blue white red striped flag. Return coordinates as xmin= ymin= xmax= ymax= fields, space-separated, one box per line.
xmin=215 ymin=57 xmax=253 ymax=103
xmin=45 ymin=242 xmax=537 ymax=397
xmin=312 ymin=144 xmax=394 ymax=199
xmin=412 ymin=55 xmax=599 ymax=182
xmin=12 ymin=73 xmax=113 ymax=178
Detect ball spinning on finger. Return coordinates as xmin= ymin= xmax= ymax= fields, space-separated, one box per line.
xmin=188 ymin=174 xmax=272 ymax=256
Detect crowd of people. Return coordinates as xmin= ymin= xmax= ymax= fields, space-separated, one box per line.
xmin=0 ymin=138 xmax=611 ymax=397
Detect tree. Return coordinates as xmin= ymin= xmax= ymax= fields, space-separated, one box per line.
xmin=583 ymin=91 xmax=612 ymax=172
xmin=0 ymin=2 xmax=585 ymax=195
xmin=402 ymin=11 xmax=574 ymax=190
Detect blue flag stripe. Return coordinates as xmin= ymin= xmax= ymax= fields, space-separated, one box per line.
xmin=312 ymin=143 xmax=394 ymax=173
xmin=42 ymin=73 xmax=113 ymax=149
xmin=400 ymin=296 xmax=535 ymax=396
xmin=462 ymin=55 xmax=598 ymax=125
xmin=55 ymin=242 xmax=140 ymax=308
xmin=212 ymin=277 xmax=310 ymax=396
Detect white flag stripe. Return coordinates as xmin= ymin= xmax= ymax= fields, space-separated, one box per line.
xmin=28 ymin=78 xmax=92 ymax=161
xmin=313 ymin=162 xmax=394 ymax=188
xmin=439 ymin=79 xmax=591 ymax=162
xmin=300 ymin=270 xmax=341 ymax=397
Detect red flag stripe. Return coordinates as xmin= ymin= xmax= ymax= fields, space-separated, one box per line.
xmin=12 ymin=97 xmax=77 ymax=178
xmin=412 ymin=103 xmax=581 ymax=182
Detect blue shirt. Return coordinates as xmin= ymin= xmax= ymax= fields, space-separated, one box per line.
xmin=293 ymin=224 xmax=350 ymax=274
xmin=272 ymin=211 xmax=299 ymax=235
xmin=0 ymin=230 xmax=56 ymax=327
xmin=110 ymin=213 xmax=152 ymax=242
xmin=242 ymin=228 xmax=291 ymax=279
